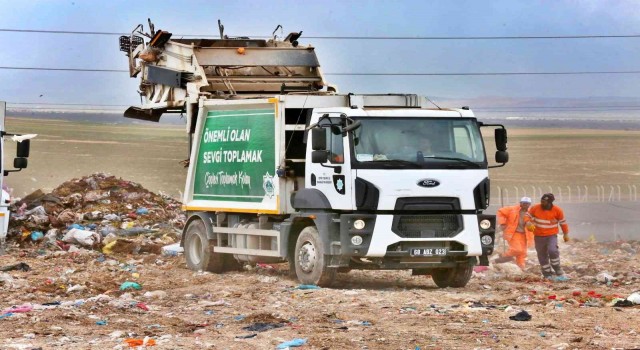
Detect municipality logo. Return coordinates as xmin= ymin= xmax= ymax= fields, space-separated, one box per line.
xmin=263 ymin=172 xmax=275 ymax=198
xmin=333 ymin=175 xmax=346 ymax=195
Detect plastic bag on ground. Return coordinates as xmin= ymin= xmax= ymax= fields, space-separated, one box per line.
xmin=63 ymin=228 xmax=100 ymax=246
xmin=627 ymin=292 xmax=640 ymax=304
xmin=277 ymin=338 xmax=307 ymax=349
xmin=162 ymin=243 xmax=183 ymax=256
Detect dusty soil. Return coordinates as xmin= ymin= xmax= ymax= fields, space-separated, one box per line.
xmin=3 ymin=118 xmax=189 ymax=199
xmin=0 ymin=239 xmax=639 ymax=349
xmin=484 ymin=128 xmax=640 ymax=189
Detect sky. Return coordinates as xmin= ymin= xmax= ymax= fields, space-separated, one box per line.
xmin=1 ymin=0 xmax=640 ymax=111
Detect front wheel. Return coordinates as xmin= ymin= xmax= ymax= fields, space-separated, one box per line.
xmin=431 ymin=262 xmax=474 ymax=288
xmin=293 ymin=226 xmax=336 ymax=287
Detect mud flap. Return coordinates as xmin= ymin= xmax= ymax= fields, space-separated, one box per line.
xmin=479 ymin=255 xmax=489 ymax=266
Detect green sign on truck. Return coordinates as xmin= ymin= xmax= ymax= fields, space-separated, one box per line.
xmin=193 ymin=108 xmax=276 ymax=203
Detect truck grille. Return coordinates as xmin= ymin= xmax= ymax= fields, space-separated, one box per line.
xmin=392 ymin=214 xmax=462 ymax=238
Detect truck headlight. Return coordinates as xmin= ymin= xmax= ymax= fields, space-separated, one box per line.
xmin=479 ymin=219 xmax=491 ymax=230
xmin=481 ymin=235 xmax=493 ymax=246
xmin=351 ymin=235 xmax=363 ymax=245
xmin=353 ymin=219 xmax=366 ymax=230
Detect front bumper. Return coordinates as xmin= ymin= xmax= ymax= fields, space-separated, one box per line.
xmin=338 ymin=213 xmax=495 ymax=265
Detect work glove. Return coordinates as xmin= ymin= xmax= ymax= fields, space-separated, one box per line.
xmin=563 ymin=233 xmax=569 ymax=243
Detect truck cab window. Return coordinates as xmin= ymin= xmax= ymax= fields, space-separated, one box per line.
xmin=353 ymin=117 xmax=486 ymax=168
xmin=327 ymin=127 xmax=344 ymax=164
xmin=453 ymin=126 xmax=473 ymax=158
xmin=318 ymin=118 xmax=345 ymax=164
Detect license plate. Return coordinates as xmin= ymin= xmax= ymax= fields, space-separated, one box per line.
xmin=410 ymin=248 xmax=448 ymax=257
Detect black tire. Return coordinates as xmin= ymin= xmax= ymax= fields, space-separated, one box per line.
xmin=184 ymin=219 xmax=224 ymax=273
xmin=293 ymin=226 xmax=336 ymax=287
xmin=430 ymin=269 xmax=452 ymax=288
xmin=431 ymin=262 xmax=474 ymax=288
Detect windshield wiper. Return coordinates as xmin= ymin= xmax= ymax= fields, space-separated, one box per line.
xmin=369 ymin=159 xmax=423 ymax=168
xmin=423 ymin=156 xmax=483 ymax=168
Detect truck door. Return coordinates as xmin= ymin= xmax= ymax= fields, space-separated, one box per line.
xmin=306 ymin=116 xmax=353 ymax=210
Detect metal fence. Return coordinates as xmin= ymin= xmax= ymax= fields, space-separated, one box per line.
xmin=489 ymin=185 xmax=640 ymax=241
xmin=493 ymin=184 xmax=639 ymax=206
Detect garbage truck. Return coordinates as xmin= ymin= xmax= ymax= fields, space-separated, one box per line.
xmin=0 ymin=101 xmax=34 ymax=253
xmin=119 ymin=21 xmax=509 ymax=287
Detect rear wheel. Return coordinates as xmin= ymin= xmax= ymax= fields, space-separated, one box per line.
xmin=293 ymin=226 xmax=336 ymax=287
xmin=431 ymin=262 xmax=474 ymax=288
xmin=184 ymin=219 xmax=225 ymax=273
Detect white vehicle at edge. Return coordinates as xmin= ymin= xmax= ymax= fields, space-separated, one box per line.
xmin=0 ymin=101 xmax=34 ymax=254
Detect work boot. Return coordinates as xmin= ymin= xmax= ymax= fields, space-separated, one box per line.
xmin=540 ymin=264 xmax=554 ymax=279
xmin=494 ymin=255 xmax=514 ymax=264
xmin=552 ymin=265 xmax=565 ymax=276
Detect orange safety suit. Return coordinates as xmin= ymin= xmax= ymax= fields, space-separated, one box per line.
xmin=497 ymin=204 xmax=534 ymax=269
xmin=526 ymin=204 xmax=569 ymax=236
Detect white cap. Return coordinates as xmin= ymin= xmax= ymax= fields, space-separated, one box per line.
xmin=520 ymin=196 xmax=532 ymax=203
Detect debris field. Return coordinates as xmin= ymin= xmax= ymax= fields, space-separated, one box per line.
xmin=0 ymin=174 xmax=639 ymax=349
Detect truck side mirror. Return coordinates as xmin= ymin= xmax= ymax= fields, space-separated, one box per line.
xmin=17 ymin=139 xmax=30 ymax=158
xmin=495 ymin=129 xmax=507 ymax=151
xmin=311 ymin=150 xmax=328 ymax=163
xmin=14 ymin=157 xmax=28 ymax=169
xmin=311 ymin=128 xmax=326 ymax=150
xmin=495 ymin=151 xmax=509 ymax=164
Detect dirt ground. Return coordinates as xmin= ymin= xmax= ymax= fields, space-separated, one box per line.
xmin=0 ymin=239 xmax=639 ymax=349
xmin=0 ymin=117 xmax=639 ymax=349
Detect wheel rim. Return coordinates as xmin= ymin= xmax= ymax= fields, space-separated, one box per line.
xmin=188 ymin=230 xmax=204 ymax=265
xmin=298 ymin=241 xmax=317 ymax=273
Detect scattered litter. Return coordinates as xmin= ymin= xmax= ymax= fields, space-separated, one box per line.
xmin=0 ymin=262 xmax=31 ymax=272
xmin=119 ymin=282 xmax=142 ymax=291
xmin=136 ymin=207 xmax=149 ymax=215
xmin=295 ymin=285 xmax=321 ymax=290
xmin=162 ymin=243 xmax=183 ymax=256
xmin=509 ymin=310 xmax=532 ymax=321
xmin=276 ymin=338 xmax=307 ymax=349
xmin=63 ymin=228 xmax=100 ymax=247
xmin=124 ymin=337 xmax=156 ymax=347
xmin=144 ymin=290 xmax=168 ymax=299
xmin=2 ymin=305 xmax=32 ymax=315
xmin=241 ymin=322 xmax=285 ymax=332
xmin=30 ymin=231 xmax=44 ymax=241
xmin=596 ymin=272 xmax=616 ymax=284
xmin=613 ymin=299 xmax=634 ymax=307
xmin=627 ymin=292 xmax=640 ymax=305
xmin=235 ymin=333 xmax=257 ymax=339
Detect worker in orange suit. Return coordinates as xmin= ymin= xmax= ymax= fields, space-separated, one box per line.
xmin=494 ymin=196 xmax=534 ymax=270
xmin=526 ymin=193 xmax=570 ymax=278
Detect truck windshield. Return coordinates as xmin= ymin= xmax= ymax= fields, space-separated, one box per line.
xmin=352 ymin=117 xmax=486 ymax=169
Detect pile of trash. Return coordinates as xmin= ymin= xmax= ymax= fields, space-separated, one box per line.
xmin=6 ymin=173 xmax=185 ymax=256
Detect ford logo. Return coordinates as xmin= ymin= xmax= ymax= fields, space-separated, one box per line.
xmin=417 ymin=179 xmax=440 ymax=188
